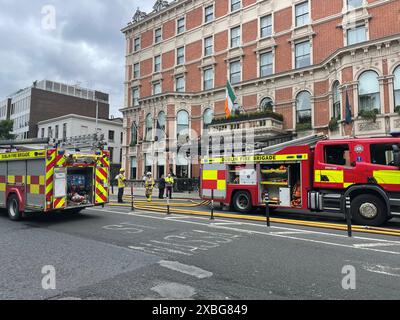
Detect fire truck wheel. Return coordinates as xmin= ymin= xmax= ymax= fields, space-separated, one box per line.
xmin=7 ymin=194 xmax=22 ymax=221
xmin=232 ymin=191 xmax=253 ymax=214
xmin=350 ymin=194 xmax=387 ymax=227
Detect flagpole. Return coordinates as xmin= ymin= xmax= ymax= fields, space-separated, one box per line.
xmin=348 ymin=86 xmax=356 ymax=138
xmin=344 ymin=85 xmax=355 ymax=138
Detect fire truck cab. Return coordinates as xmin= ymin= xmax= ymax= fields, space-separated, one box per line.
xmin=200 ymin=136 xmax=400 ymax=226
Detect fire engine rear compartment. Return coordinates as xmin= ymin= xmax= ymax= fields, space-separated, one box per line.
xmin=259 ymin=162 xmax=302 ymax=208
xmin=66 ymin=167 xmax=95 ymax=207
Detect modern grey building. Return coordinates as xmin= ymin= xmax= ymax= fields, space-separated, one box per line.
xmin=1 ymin=80 xmax=110 ymax=139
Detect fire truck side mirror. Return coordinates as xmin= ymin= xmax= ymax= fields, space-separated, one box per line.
xmin=393 ymin=145 xmax=400 ymax=167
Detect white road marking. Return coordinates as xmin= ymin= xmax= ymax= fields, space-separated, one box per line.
xmin=353 ymin=243 xmax=400 ymax=248
xmin=95 ymin=207 xmax=400 ymax=244
xmin=151 ymin=282 xmax=196 ymax=299
xmin=363 ymin=265 xmax=400 ymax=277
xmin=210 ymin=224 xmax=400 ymax=256
xmin=211 ymin=222 xmax=243 ymax=226
xmin=158 ymin=260 xmax=213 ymax=279
xmin=165 ymin=216 xmax=194 ymax=220
xmin=102 ymin=222 xmax=157 ymax=234
xmin=271 ymin=231 xmax=313 ymax=235
xmin=128 ymin=245 xmax=192 ymax=256
xmin=88 ymin=208 xmax=400 ymax=256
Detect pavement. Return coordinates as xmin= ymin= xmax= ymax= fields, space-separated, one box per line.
xmin=0 ymin=205 xmax=400 ymax=300
xmin=110 ymin=186 xmax=200 ymax=200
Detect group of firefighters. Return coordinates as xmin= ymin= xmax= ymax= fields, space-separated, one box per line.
xmin=115 ymin=169 xmax=175 ymax=203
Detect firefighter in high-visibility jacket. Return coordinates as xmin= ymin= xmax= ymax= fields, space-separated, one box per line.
xmin=165 ymin=173 xmax=175 ymax=200
xmin=116 ymin=169 xmax=126 ymax=203
xmin=145 ymin=172 xmax=155 ymax=202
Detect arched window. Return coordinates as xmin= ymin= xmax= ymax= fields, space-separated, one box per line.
xmin=177 ymin=110 xmax=189 ymax=142
xmin=203 ymin=108 xmax=213 ymax=129
xmin=296 ymin=91 xmax=312 ymax=127
xmin=156 ymin=111 xmax=166 ymax=141
xmin=394 ymin=66 xmax=400 ymax=109
xmin=176 ymin=110 xmax=190 ymax=179
xmin=332 ymin=81 xmax=341 ymax=119
xmin=145 ymin=113 xmax=153 ymax=142
xmin=130 ymin=121 xmax=137 ymax=146
xmin=260 ymin=97 xmax=274 ymax=112
xmin=358 ymin=71 xmax=381 ymax=113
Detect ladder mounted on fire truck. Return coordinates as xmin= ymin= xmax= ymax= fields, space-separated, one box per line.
xmin=254 ymin=133 xmax=328 ymax=155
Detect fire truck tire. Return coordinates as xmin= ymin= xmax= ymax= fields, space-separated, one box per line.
xmin=7 ymin=194 xmax=22 ymax=221
xmin=232 ymin=191 xmax=253 ymax=214
xmin=350 ymin=194 xmax=387 ymax=227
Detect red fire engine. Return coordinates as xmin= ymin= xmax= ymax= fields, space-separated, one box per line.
xmin=0 ymin=139 xmax=110 ymax=221
xmin=200 ymin=135 xmax=400 ymax=226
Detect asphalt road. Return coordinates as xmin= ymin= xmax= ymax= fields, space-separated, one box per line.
xmin=0 ymin=205 xmax=400 ymax=300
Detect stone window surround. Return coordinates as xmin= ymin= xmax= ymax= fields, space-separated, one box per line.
xmin=292 ymin=89 xmax=314 ymax=131
xmin=131 ymin=37 xmax=399 ymax=123
xmin=124 ymin=0 xmax=382 ymax=60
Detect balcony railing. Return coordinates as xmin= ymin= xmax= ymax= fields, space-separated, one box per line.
xmin=208 ymin=111 xmax=284 ymax=135
xmin=355 ymin=113 xmax=400 ymax=137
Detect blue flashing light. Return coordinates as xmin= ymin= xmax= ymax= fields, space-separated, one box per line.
xmin=390 ymin=132 xmax=400 ymax=138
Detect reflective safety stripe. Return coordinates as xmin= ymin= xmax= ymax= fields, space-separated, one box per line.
xmin=217 ymin=180 xmax=227 ymax=191
xmin=373 ymin=170 xmax=400 ymax=185
xmin=46 ymin=150 xmax=57 ymax=210
xmin=27 ymin=176 xmax=46 ymax=195
xmin=54 ymin=197 xmax=65 ymax=209
xmin=315 ymin=170 xmax=344 ymax=183
xmin=202 ymin=170 xmax=218 ymax=181
xmin=7 ymin=176 xmax=25 ymax=184
xmin=0 ymin=150 xmax=46 ymax=161
xmin=202 ymin=154 xmax=308 ymax=164
xmin=117 ymin=174 xmax=126 ymax=188
xmin=95 ymin=153 xmax=109 ymax=204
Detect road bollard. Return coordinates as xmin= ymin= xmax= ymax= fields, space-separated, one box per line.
xmin=265 ymin=193 xmax=270 ymax=227
xmin=210 ymin=189 xmax=215 ymax=220
xmin=131 ymin=184 xmax=134 ymax=212
xmin=345 ymin=196 xmax=352 ymax=237
xmin=167 ymin=196 xmax=171 ymax=215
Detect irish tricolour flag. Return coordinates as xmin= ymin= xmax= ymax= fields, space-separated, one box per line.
xmin=224 ymin=81 xmax=236 ymax=118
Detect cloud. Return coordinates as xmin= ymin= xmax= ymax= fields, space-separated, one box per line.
xmin=0 ymin=0 xmax=154 ymax=116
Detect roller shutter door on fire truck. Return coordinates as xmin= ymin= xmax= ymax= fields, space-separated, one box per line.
xmin=202 ymin=164 xmax=226 ymax=199
xmin=46 ymin=149 xmax=67 ymax=210
xmin=0 ymin=162 xmax=6 ymax=206
xmin=26 ymin=159 xmax=46 ymax=209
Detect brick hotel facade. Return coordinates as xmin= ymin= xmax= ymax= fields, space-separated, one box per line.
xmin=121 ymin=0 xmax=400 ymax=180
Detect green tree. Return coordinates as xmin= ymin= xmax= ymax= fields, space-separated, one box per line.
xmin=0 ymin=120 xmax=15 ymax=140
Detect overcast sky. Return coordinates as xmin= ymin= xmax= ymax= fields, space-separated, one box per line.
xmin=0 ymin=0 xmax=154 ymax=116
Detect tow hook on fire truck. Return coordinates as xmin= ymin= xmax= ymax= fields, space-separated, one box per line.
xmin=200 ymin=134 xmax=400 ymax=227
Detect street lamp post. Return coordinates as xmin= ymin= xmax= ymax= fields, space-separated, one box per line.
xmin=96 ymin=99 xmax=99 ymax=134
